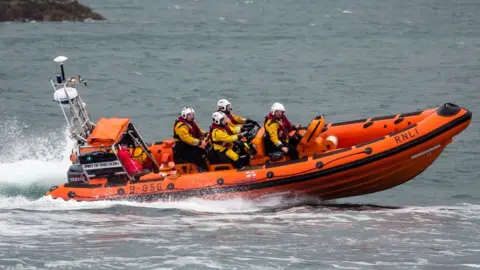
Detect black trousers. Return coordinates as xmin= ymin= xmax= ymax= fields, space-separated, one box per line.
xmin=173 ymin=142 xmax=207 ymax=170
xmin=264 ymin=136 xmax=300 ymax=160
xmin=209 ymin=148 xmax=250 ymax=169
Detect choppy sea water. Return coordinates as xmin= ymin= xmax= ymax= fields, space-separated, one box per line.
xmin=1 ymin=0 xmax=479 ymax=268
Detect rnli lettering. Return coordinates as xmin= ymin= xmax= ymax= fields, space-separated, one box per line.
xmin=394 ymin=128 xmax=420 ymax=144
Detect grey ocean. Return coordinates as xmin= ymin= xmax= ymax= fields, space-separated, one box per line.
xmin=1 ymin=0 xmax=480 ymax=269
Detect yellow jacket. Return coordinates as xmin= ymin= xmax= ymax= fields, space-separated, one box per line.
xmin=211 ymin=127 xmax=240 ymax=152
xmin=224 ymin=112 xmax=246 ymax=133
xmin=226 ymin=123 xmax=242 ymax=134
xmin=229 ymin=113 xmax=246 ymax=124
xmin=265 ymin=118 xmax=288 ymax=148
xmin=174 ymin=121 xmax=206 ymax=146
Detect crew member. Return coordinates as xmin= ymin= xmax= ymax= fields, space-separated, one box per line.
xmin=210 ymin=112 xmax=249 ymax=168
xmin=264 ymin=102 xmax=301 ymax=160
xmin=173 ymin=106 xmax=208 ymax=172
xmin=217 ymin=99 xmax=258 ymax=133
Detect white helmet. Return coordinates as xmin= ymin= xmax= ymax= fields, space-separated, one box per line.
xmin=181 ymin=106 xmax=195 ymax=119
xmin=212 ymin=111 xmax=225 ymax=125
xmin=271 ymin=102 xmax=286 ymax=114
xmin=217 ymin=99 xmax=232 ymax=112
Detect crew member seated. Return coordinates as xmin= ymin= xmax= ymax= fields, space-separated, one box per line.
xmin=210 ymin=112 xmax=250 ymax=169
xmin=117 ymin=144 xmax=150 ymax=179
xmin=264 ymin=102 xmax=301 ymax=160
xmin=217 ymin=98 xmax=258 ymax=133
xmin=173 ymin=106 xmax=208 ymax=172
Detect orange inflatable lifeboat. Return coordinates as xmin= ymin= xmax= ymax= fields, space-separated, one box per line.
xmin=45 ymin=103 xmax=472 ymax=202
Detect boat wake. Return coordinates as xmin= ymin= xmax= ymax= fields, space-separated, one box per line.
xmin=0 ymin=118 xmax=73 ymax=198
xmin=1 ymin=194 xmax=480 ymax=226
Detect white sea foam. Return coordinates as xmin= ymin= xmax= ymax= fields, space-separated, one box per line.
xmin=0 ymin=119 xmax=73 ymax=187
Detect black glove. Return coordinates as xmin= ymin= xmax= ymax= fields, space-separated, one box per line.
xmin=238 ymin=131 xmax=248 ymax=140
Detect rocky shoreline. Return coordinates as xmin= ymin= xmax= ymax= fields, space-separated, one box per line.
xmin=0 ymin=0 xmax=105 ymax=22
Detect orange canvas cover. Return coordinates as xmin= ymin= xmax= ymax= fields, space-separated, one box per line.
xmin=87 ymin=118 xmax=130 ymax=147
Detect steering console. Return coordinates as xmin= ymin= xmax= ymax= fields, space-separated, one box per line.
xmin=246 ymin=124 xmax=260 ymax=142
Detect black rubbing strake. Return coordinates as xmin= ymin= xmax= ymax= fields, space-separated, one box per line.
xmin=313 ymin=147 xmax=352 ymax=160
xmin=355 ymin=137 xmax=385 ymax=148
xmin=64 ymin=183 xmax=103 ymax=189
xmin=400 ymin=110 xmax=423 ymax=117
xmin=265 ymin=156 xmax=308 ymax=169
xmin=331 ymin=119 xmax=368 ymax=127
xmin=371 ymin=115 xmax=397 ymax=121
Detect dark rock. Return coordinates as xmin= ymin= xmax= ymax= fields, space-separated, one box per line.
xmin=0 ymin=0 xmax=106 ymax=22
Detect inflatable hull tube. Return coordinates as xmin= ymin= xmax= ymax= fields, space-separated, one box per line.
xmin=46 ymin=103 xmax=472 ymax=202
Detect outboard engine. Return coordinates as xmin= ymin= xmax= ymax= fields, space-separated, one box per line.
xmin=67 ymin=164 xmax=88 ymax=184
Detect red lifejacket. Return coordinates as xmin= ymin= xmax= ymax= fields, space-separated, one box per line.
xmin=117 ymin=147 xmax=143 ymax=176
xmin=208 ymin=123 xmax=234 ymax=147
xmin=173 ymin=117 xmax=202 ymax=139
xmin=220 ymin=111 xmax=239 ymax=125
xmin=211 ymin=123 xmax=233 ymax=135
xmin=264 ymin=112 xmax=293 ymax=141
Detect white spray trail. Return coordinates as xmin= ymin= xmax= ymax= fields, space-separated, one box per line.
xmin=0 ymin=118 xmax=73 ymax=187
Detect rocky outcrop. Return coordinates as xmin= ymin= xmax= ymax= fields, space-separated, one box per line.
xmin=0 ymin=0 xmax=105 ymax=22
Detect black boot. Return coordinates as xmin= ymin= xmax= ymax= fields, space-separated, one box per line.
xmin=233 ymin=155 xmax=250 ymax=169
